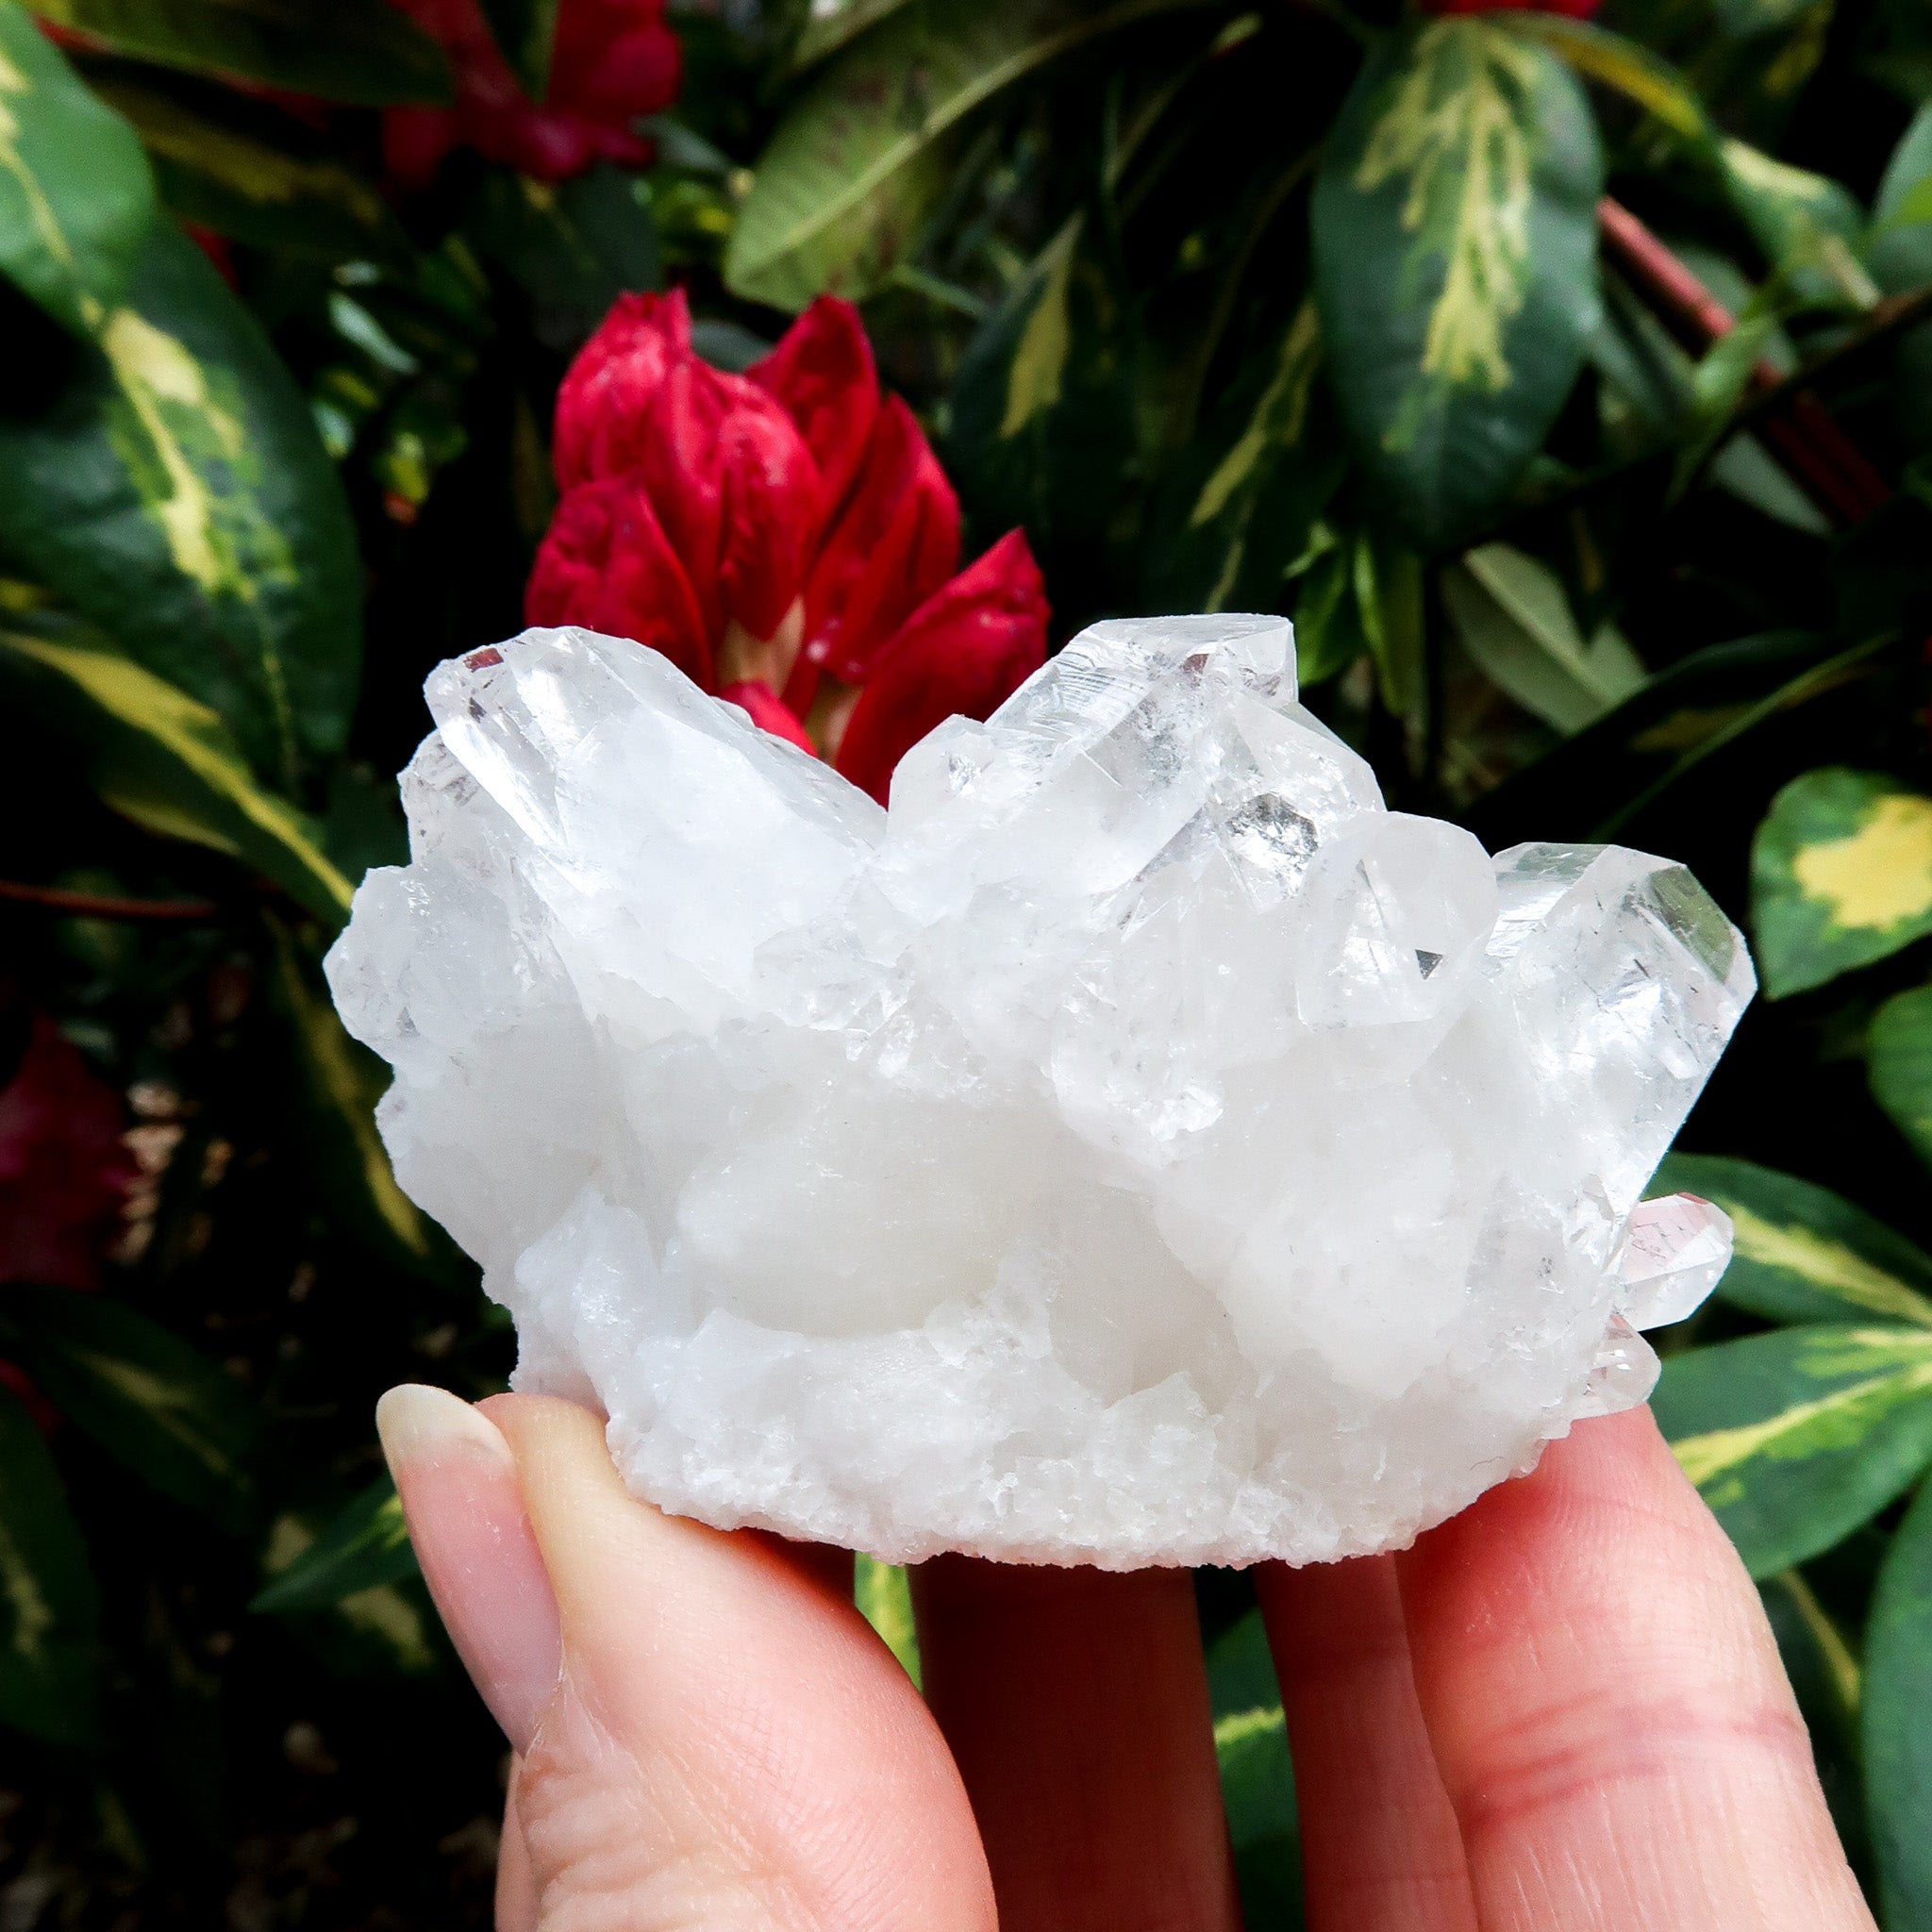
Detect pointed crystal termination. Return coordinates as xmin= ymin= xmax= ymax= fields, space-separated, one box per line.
xmin=1617 ymin=1192 xmax=1736 ymax=1331
xmin=325 ymin=615 xmax=1756 ymax=1569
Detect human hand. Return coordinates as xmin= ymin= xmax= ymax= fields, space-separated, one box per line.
xmin=375 ymin=1388 xmax=1875 ymax=1932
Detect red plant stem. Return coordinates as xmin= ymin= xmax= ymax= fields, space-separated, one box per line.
xmin=0 ymin=878 xmax=222 ymax=921
xmin=1596 ymin=195 xmax=1892 ymax=525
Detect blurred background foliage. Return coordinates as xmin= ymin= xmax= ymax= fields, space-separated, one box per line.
xmin=5 ymin=0 xmax=1932 ymax=1920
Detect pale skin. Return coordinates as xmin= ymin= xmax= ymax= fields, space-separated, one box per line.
xmin=376 ymin=1387 xmax=1878 ymax=1932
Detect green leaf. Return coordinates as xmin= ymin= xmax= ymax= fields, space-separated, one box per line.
xmin=475 ymin=0 xmax=556 ymax=97
xmin=90 ymin=75 xmax=407 ymax=263
xmin=1871 ymin=985 xmax=1932 ymax=1172
xmin=1750 ymin=768 xmax=1932 ymax=998
xmin=1310 ymin=19 xmax=1604 ymax=551
xmin=791 ymin=0 xmax=911 ymax=69
xmin=945 ymin=214 xmax=1141 ymax=548
xmin=853 ymin=1556 xmax=920 ymax=1687
xmin=1707 ymin=431 xmax=1832 ymax=537
xmin=466 ymin=164 xmax=660 ymax=350
xmin=0 ymin=1382 xmax=98 ymax=1745
xmin=726 ymin=0 xmax=1208 ymax=310
xmin=0 ymin=619 xmax=354 ymax=926
xmin=1872 ymin=100 xmax=1932 ymax=296
xmin=24 ymin=0 xmax=450 ymax=105
xmin=1 ymin=1286 xmax=258 ymax=1533
xmin=1441 ymin=541 xmax=1645 ymax=733
xmin=1291 ymin=532 xmax=1371 ymax=687
xmin=1864 ymin=1474 xmax=1932 ymax=1927
xmin=1652 ymin=1153 xmax=1932 ymax=1328
xmin=1207 ymin=1611 xmax=1301 ymax=1930
xmin=1759 ymin=1565 xmax=1871 ymax=1872
xmin=0 ymin=222 xmax=361 ymax=789
xmin=1716 ymin=139 xmax=1875 ymax=309
xmin=1146 ymin=300 xmax=1347 ymax=614
xmin=0 ymin=0 xmax=156 ymax=337
xmin=269 ymin=918 xmax=436 ymax=1268
xmin=1654 ymin=1324 xmax=1932 ymax=1576
xmin=1761 ymin=1568 xmax=1860 ymax=1735
xmin=1511 ymin=15 xmax=1872 ymax=305
xmin=1359 ymin=532 xmax=1424 ymax=731
xmin=1709 ymin=0 xmax=1815 ymax=39
xmin=1502 ymin=14 xmax=1710 ymax=143
xmin=252 ymin=1478 xmax=417 ymax=1612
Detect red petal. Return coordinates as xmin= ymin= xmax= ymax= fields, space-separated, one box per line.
xmin=553 ymin=19 xmax=680 ymax=119
xmin=637 ymin=357 xmax=817 ymax=646
xmin=553 ymin=287 xmax=693 ymax=490
xmin=805 ymin=394 xmax=959 ymax=685
xmin=525 ymin=476 xmax=712 ymax=688
xmin=719 ymin=400 xmax=819 ymax=643
xmin=748 ymin=297 xmax=880 ymax=532
xmin=719 ymin=680 xmax=818 ymax=754
xmin=0 ymin=1015 xmax=132 ymax=1291
xmin=834 ymin=528 xmax=1048 ymax=805
xmin=383 ymin=107 xmax=459 ymax=189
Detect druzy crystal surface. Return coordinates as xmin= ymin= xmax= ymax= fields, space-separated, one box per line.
xmin=326 ymin=616 xmax=1753 ymax=1567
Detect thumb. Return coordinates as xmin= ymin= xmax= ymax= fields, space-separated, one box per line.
xmin=381 ymin=1386 xmax=994 ymax=1932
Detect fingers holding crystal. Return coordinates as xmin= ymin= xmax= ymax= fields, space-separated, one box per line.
xmin=1397 ymin=1407 xmax=1874 ymax=1932
xmin=482 ymin=1394 xmax=994 ymax=1932
xmin=375 ymin=1384 xmax=562 ymax=1756
xmin=1256 ymin=1556 xmax=1477 ymax=1932
xmin=911 ymin=1557 xmax=1241 ymax=1932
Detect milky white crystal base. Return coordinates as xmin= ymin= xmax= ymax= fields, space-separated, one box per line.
xmin=326 ymin=616 xmax=1754 ymax=1568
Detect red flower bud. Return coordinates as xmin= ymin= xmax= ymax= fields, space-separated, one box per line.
xmin=749 ymin=296 xmax=882 ymax=534
xmin=804 ymin=395 xmax=959 ymax=686
xmin=720 ymin=679 xmax=818 ymax=753
xmin=525 ymin=475 xmax=711 ymax=687
xmin=381 ymin=0 xmax=679 ymax=188
xmin=553 ymin=289 xmax=692 ymax=491
xmin=835 ymin=530 xmax=1049 ymax=806
xmin=632 ymin=357 xmax=819 ymax=646
xmin=531 ymin=292 xmax=1050 ymax=791
xmin=0 ymin=1017 xmax=132 ymax=1292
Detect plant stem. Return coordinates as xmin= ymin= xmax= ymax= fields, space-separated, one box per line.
xmin=1596 ymin=195 xmax=1892 ymax=525
xmin=0 ymin=879 xmax=222 ymax=921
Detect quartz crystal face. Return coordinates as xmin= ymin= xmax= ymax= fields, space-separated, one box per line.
xmin=326 ymin=616 xmax=1755 ymax=1568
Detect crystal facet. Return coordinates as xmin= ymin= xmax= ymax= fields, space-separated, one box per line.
xmin=326 ymin=616 xmax=1755 ymax=1567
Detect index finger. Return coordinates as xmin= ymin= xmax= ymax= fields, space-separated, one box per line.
xmin=1396 ymin=1407 xmax=1874 ymax=1932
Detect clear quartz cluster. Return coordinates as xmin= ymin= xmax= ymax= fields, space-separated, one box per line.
xmin=326 ymin=615 xmax=1752 ymax=1568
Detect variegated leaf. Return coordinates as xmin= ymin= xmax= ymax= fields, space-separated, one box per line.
xmin=2 ymin=1287 xmax=258 ymax=1533
xmin=1650 ymin=1153 xmax=1932 ymax=1328
xmin=1654 ymin=1324 xmax=1932 ymax=1576
xmin=0 ymin=0 xmax=155 ymax=336
xmin=0 ymin=618 xmax=354 ymax=926
xmin=1751 ymin=767 xmax=1932 ymax=998
xmin=1865 ymin=1475 xmax=1932 ymax=1926
xmin=252 ymin=1478 xmax=417 ymax=1613
xmin=1311 ymin=18 xmax=1603 ymax=550
xmin=0 ymin=1382 xmax=98 ymax=1745
xmin=1147 ymin=300 xmax=1346 ymax=615
xmin=726 ymin=0 xmax=1211 ymax=309
xmin=0 ymin=222 xmax=361 ymax=788
xmin=1870 ymin=986 xmax=1932 ymax=1174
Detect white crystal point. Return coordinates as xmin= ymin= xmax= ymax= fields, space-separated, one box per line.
xmin=325 ymin=616 xmax=1756 ymax=1569
xmin=1617 ymin=1192 xmax=1736 ymax=1330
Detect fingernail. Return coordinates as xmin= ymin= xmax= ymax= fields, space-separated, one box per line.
xmin=376 ymin=1382 xmax=516 ymax=1474
xmin=376 ymin=1385 xmax=562 ymax=1754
